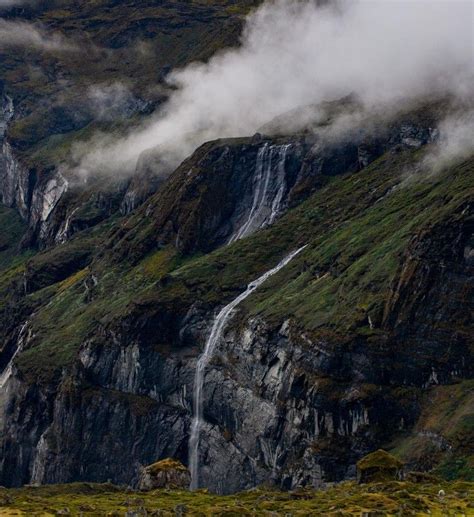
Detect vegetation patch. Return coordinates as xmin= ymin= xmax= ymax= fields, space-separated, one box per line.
xmin=390 ymin=380 xmax=474 ymax=480
xmin=0 ymin=480 xmax=472 ymax=515
xmin=13 ymin=149 xmax=474 ymax=383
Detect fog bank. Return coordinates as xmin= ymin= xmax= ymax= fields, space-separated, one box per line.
xmin=76 ymin=0 xmax=474 ymax=176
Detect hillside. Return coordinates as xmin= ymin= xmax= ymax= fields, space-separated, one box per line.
xmin=0 ymin=0 xmax=261 ymax=249
xmin=0 ymin=100 xmax=472 ymax=491
xmin=0 ymin=0 xmax=472 ymax=499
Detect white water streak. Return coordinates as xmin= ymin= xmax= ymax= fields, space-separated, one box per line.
xmin=269 ymin=146 xmax=289 ymax=225
xmin=0 ymin=321 xmax=29 ymax=389
xmin=188 ymin=245 xmax=306 ymax=489
xmin=230 ymin=144 xmax=290 ymax=243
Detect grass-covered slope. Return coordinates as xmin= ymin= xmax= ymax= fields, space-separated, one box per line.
xmin=12 ymin=146 xmax=472 ymax=378
xmin=1 ymin=0 xmax=261 ymax=163
xmin=0 ymin=480 xmax=472 ymax=515
xmin=391 ymin=380 xmax=474 ymax=481
xmin=1 ymin=139 xmax=471 ymax=480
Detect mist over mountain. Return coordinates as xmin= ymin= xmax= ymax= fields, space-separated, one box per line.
xmin=0 ymin=0 xmax=472 ymax=509
xmin=76 ymin=0 xmax=473 ymax=176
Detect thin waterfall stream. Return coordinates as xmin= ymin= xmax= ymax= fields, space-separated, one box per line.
xmin=229 ymin=144 xmax=291 ymax=243
xmin=0 ymin=321 xmax=29 ymax=390
xmin=188 ymin=245 xmax=306 ymax=490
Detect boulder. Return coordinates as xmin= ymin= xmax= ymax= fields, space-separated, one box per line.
xmin=138 ymin=459 xmax=191 ymax=491
xmin=356 ymin=450 xmax=404 ymax=484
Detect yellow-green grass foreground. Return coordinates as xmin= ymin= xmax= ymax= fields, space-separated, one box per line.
xmin=0 ymin=481 xmax=472 ymax=516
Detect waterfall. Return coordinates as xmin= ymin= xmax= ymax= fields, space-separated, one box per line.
xmin=188 ymin=245 xmax=306 ymax=490
xmin=268 ymin=145 xmax=291 ymax=225
xmin=229 ymin=144 xmax=291 ymax=243
xmin=0 ymin=321 xmax=29 ymax=389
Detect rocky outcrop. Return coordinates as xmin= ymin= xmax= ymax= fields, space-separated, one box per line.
xmin=138 ymin=459 xmax=190 ymax=490
xmin=0 ymin=92 xmax=69 ymax=246
xmin=2 ymin=222 xmax=470 ymax=492
xmin=0 ymin=94 xmax=34 ymax=221
xmin=356 ymin=450 xmax=404 ymax=483
xmin=0 ymin=87 xmax=445 ymax=255
xmin=381 ymin=202 xmax=473 ymax=386
xmin=0 ymin=312 xmax=380 ymax=491
xmin=0 ymin=91 xmax=164 ymax=249
xmin=110 ymin=106 xmax=443 ymax=263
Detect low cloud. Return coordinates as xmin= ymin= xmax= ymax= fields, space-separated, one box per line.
xmin=75 ymin=0 xmax=474 ymax=177
xmin=0 ymin=19 xmax=76 ymax=52
xmin=425 ymin=110 xmax=474 ymax=173
xmin=87 ymin=83 xmax=143 ymax=122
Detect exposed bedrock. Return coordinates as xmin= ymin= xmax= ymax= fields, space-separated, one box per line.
xmin=0 ymin=97 xmax=470 ymax=493
xmin=0 ymin=205 xmax=471 ymax=492
xmin=0 ymin=92 xmax=161 ymax=249
xmin=1 ymin=87 xmax=441 ymax=252
xmin=111 ymin=107 xmax=441 ymax=262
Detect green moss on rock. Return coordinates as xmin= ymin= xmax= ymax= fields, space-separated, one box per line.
xmin=148 ymin=458 xmax=189 ymax=475
xmin=357 ymin=450 xmax=404 ymax=483
xmin=139 ymin=459 xmax=191 ymax=491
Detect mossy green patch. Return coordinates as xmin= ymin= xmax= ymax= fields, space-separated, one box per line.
xmin=14 ymin=149 xmax=474 ymax=383
xmin=390 ymin=380 xmax=474 ymax=480
xmin=0 ymin=480 xmax=472 ymax=515
xmin=357 ymin=450 xmax=404 ymax=471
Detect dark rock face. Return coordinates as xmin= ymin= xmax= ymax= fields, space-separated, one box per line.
xmin=382 ymin=205 xmax=474 ymax=386
xmin=0 ymin=0 xmax=261 ymax=250
xmin=0 ymin=100 xmax=471 ymax=494
xmin=0 ymin=94 xmax=35 ymax=222
xmin=0 ymin=83 xmax=442 ymax=253
xmin=147 ymin=138 xmax=308 ymax=255
xmin=0 ymin=91 xmax=161 ymax=249
xmin=0 ymin=200 xmax=470 ymax=493
xmin=111 ymin=107 xmax=442 ymax=262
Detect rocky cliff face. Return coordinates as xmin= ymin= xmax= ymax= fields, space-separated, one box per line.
xmin=0 ymin=95 xmax=33 ymax=222
xmin=0 ymin=92 xmax=146 ymax=249
xmin=0 ymin=0 xmax=261 ymax=250
xmin=0 ymin=97 xmax=471 ymax=492
xmin=109 ymin=105 xmax=443 ymax=263
xmin=1 ymin=204 xmax=471 ymax=492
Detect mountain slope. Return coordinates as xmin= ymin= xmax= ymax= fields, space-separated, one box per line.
xmin=0 ymin=105 xmax=472 ymax=490
xmin=0 ymin=0 xmax=262 ymax=250
xmin=0 ymin=0 xmax=472 ymax=496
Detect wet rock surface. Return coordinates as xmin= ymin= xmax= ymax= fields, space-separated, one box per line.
xmin=0 ymin=97 xmax=471 ymax=494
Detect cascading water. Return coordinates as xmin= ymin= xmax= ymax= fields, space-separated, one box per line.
xmin=188 ymin=245 xmax=306 ymax=490
xmin=0 ymin=321 xmax=29 ymax=389
xmin=230 ymin=143 xmax=291 ymax=243
xmin=268 ymin=145 xmax=291 ymax=226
